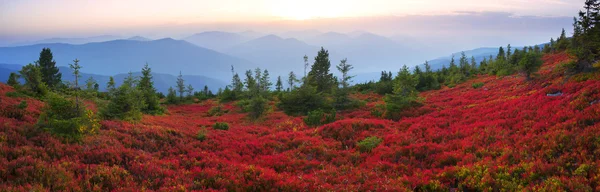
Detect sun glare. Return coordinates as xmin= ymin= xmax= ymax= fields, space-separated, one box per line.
xmin=269 ymin=0 xmax=351 ymax=20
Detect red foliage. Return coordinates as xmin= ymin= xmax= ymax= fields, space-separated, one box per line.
xmin=2 ymin=52 xmax=600 ymax=190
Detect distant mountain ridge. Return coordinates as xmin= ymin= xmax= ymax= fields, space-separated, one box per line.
xmin=0 ymin=38 xmax=255 ymax=81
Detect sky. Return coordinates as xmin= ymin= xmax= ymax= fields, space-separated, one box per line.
xmin=0 ymin=0 xmax=585 ymax=44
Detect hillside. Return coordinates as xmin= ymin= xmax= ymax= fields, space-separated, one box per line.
xmin=1 ymin=52 xmax=600 ymax=190
xmin=0 ymin=38 xmax=255 ymax=81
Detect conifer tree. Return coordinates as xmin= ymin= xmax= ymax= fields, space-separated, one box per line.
xmin=275 ymin=76 xmax=283 ymax=92
xmin=336 ymin=58 xmax=354 ymax=89
xmin=107 ymin=76 xmax=116 ymax=94
xmin=137 ymin=64 xmax=163 ymax=114
xmin=459 ymin=52 xmax=469 ymax=75
xmin=37 ymin=48 xmax=62 ymax=89
xmin=187 ymin=84 xmax=194 ymax=97
xmin=176 ymin=72 xmax=185 ymax=100
xmin=101 ymin=73 xmax=145 ymax=121
xmin=288 ymin=71 xmax=298 ymax=90
xmin=69 ymin=59 xmax=82 ymax=110
xmin=260 ymin=69 xmax=271 ymax=92
xmin=7 ymin=72 xmax=20 ymax=88
xmin=518 ymin=51 xmax=543 ymax=80
xmin=85 ymin=77 xmax=97 ymax=91
xmin=307 ymin=47 xmax=335 ymax=93
xmin=167 ymin=87 xmax=178 ymax=104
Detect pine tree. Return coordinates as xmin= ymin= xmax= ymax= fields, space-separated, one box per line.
xmin=85 ymin=77 xmax=97 ymax=91
xmin=275 ymin=76 xmax=283 ymax=92
xmin=69 ymin=59 xmax=82 ymax=110
xmin=187 ymin=84 xmax=194 ymax=97
xmin=336 ymin=58 xmax=354 ymax=89
xmin=470 ymin=56 xmax=478 ymax=75
xmin=307 ymin=47 xmax=335 ymax=93
xmin=518 ymin=51 xmax=543 ymax=80
xmin=260 ymin=69 xmax=271 ymax=92
xmin=7 ymin=72 xmax=20 ymax=88
xmin=448 ymin=55 xmax=458 ymax=73
xmin=232 ymin=73 xmax=243 ymax=92
xmin=176 ymin=71 xmax=185 ymax=100
xmin=496 ymin=46 xmax=506 ymax=61
xmin=384 ymin=65 xmax=420 ymax=120
xmin=107 ymin=76 xmax=116 ymax=94
xmin=459 ymin=52 xmax=469 ymax=75
xmin=557 ymin=28 xmax=569 ymax=50
xmin=303 ymin=55 xmax=309 ymax=80
xmin=137 ymin=64 xmax=163 ymax=114
xmin=167 ymin=87 xmax=178 ymax=104
xmin=101 ymin=73 xmax=145 ymax=121
xmin=37 ymin=48 xmax=62 ymax=89
xmin=288 ymin=71 xmax=298 ymax=90
xmin=506 ymin=44 xmax=512 ymax=58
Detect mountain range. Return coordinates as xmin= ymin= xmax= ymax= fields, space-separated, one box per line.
xmin=0 ymin=38 xmax=255 ymax=80
xmin=0 ymin=30 xmax=540 ymax=86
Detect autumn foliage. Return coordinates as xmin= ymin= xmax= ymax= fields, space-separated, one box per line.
xmin=2 ymin=52 xmax=600 ymax=191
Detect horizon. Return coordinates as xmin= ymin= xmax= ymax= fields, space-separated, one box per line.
xmin=1 ymin=1 xmax=581 ymax=45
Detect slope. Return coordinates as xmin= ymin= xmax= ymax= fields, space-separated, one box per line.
xmin=1 ymin=52 xmax=600 ymax=191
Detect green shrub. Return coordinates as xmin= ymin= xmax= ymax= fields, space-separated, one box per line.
xmin=304 ymin=109 xmax=336 ymax=127
xmin=234 ymin=99 xmax=251 ymax=112
xmin=370 ymin=104 xmax=385 ymax=117
xmin=383 ymin=94 xmax=422 ymax=121
xmin=196 ymin=129 xmax=207 ymax=141
xmin=100 ymin=76 xmax=145 ymax=122
xmin=472 ymin=82 xmax=484 ymax=89
xmin=219 ymin=87 xmax=240 ymax=102
xmin=333 ymin=89 xmax=363 ymax=111
xmin=248 ymin=96 xmax=269 ymax=120
xmin=207 ymin=105 xmax=228 ymax=116
xmin=17 ymin=100 xmax=28 ymax=109
xmin=37 ymin=93 xmax=100 ymax=142
xmin=212 ymin=122 xmax=229 ymax=130
xmin=278 ymin=85 xmax=330 ymax=116
xmin=357 ymin=136 xmax=383 ymax=153
xmin=5 ymin=91 xmax=27 ymax=98
xmin=496 ymin=68 xmax=513 ymax=76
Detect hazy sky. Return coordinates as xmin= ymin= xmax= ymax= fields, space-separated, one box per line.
xmin=1 ymin=0 xmax=582 ymax=33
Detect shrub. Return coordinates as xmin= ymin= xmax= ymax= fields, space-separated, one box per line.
xmin=212 ymin=122 xmax=229 ymax=130
xmin=248 ymin=96 xmax=269 ymax=120
xmin=383 ymin=94 xmax=422 ymax=121
xmin=196 ymin=129 xmax=207 ymax=141
xmin=357 ymin=136 xmax=383 ymax=153
xmin=1 ymin=104 xmax=25 ymax=120
xmin=333 ymin=89 xmax=362 ymax=111
xmin=6 ymin=91 xmax=27 ymax=98
xmin=37 ymin=93 xmax=100 ymax=142
xmin=234 ymin=99 xmax=251 ymax=112
xmin=208 ymin=105 xmax=228 ymax=116
xmin=370 ymin=104 xmax=385 ymax=117
xmin=304 ymin=109 xmax=336 ymax=127
xmin=100 ymin=76 xmax=145 ymax=122
xmin=17 ymin=100 xmax=28 ymax=109
xmin=278 ymin=85 xmax=330 ymax=116
xmin=472 ymin=82 xmax=484 ymax=89
xmin=219 ymin=87 xmax=240 ymax=102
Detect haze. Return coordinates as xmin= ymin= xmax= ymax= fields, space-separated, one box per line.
xmin=0 ymin=0 xmax=585 ymax=84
